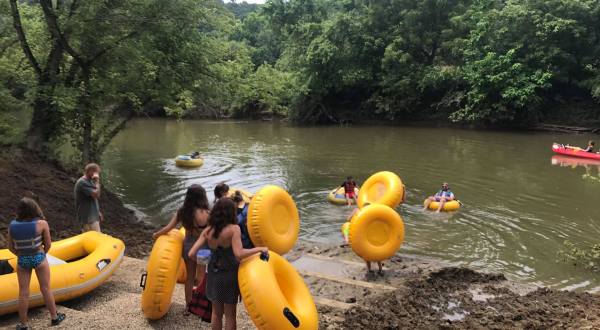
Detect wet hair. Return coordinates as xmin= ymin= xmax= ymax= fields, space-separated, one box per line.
xmin=347 ymin=176 xmax=352 ymax=180
xmin=177 ymin=184 xmax=210 ymax=231
xmin=214 ymin=183 xmax=229 ymax=200
xmin=209 ymin=198 xmax=237 ymax=239
xmin=84 ymin=163 xmax=100 ymax=174
xmin=16 ymin=197 xmax=45 ymax=221
xmin=232 ymin=190 xmax=244 ymax=203
xmin=23 ymin=191 xmax=40 ymax=202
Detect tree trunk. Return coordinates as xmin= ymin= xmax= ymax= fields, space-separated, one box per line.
xmin=26 ymin=91 xmax=55 ymax=153
xmin=80 ymin=68 xmax=93 ymax=164
xmin=11 ymin=0 xmax=66 ymax=156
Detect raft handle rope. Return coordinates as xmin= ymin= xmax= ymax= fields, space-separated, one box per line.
xmin=139 ymin=272 xmax=147 ymax=290
xmin=283 ymin=307 xmax=300 ymax=328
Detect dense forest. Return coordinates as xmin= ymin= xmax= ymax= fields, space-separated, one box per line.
xmin=1 ymin=0 xmax=600 ymax=162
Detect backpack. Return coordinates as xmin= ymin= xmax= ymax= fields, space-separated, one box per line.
xmin=188 ymin=275 xmax=211 ymax=322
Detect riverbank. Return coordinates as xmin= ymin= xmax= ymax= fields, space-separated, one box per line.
xmin=0 ymin=148 xmax=156 ymax=258
xmin=2 ymin=148 xmax=600 ymax=328
xmin=1 ymin=244 xmax=600 ymax=329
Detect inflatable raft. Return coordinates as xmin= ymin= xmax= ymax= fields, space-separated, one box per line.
xmin=425 ymin=199 xmax=461 ymax=212
xmin=0 ymin=231 xmax=125 ymax=315
xmin=247 ymin=186 xmax=299 ymax=255
xmin=349 ymin=204 xmax=405 ymax=262
xmin=552 ymin=143 xmax=600 ymax=160
xmin=327 ymin=187 xmax=359 ymax=205
xmin=239 ymin=251 xmax=318 ymax=330
xmin=357 ymin=171 xmax=404 ymax=209
xmin=141 ymin=229 xmax=183 ymax=320
xmin=175 ymin=155 xmax=204 ymax=168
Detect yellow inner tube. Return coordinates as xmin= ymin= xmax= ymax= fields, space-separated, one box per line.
xmin=357 ymin=171 xmax=404 ymax=209
xmin=327 ymin=187 xmax=359 ymax=205
xmin=349 ymin=204 xmax=405 ymax=262
xmin=425 ymin=199 xmax=461 ymax=212
xmin=175 ymin=157 xmax=204 ymax=168
xmin=239 ymin=251 xmax=318 ymax=330
xmin=141 ymin=229 xmax=183 ymax=320
xmin=247 ymin=185 xmax=299 ymax=255
xmin=0 ymin=231 xmax=125 ymax=315
xmin=176 ymin=227 xmax=187 ymax=284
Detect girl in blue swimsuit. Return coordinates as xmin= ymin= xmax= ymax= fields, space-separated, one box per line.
xmin=8 ymin=197 xmax=66 ymax=329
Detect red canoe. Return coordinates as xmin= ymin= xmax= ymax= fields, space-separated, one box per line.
xmin=552 ymin=143 xmax=600 ymax=160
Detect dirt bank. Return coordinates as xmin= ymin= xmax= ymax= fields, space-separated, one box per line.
xmin=342 ymin=267 xmax=600 ymax=329
xmin=0 ymin=148 xmax=156 ymax=258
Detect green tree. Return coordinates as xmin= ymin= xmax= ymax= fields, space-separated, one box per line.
xmin=4 ymin=0 xmax=238 ymax=162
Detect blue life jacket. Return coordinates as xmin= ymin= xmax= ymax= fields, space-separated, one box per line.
xmin=237 ymin=204 xmax=254 ymax=249
xmin=436 ymin=190 xmax=454 ymax=198
xmin=9 ymin=219 xmax=42 ymax=256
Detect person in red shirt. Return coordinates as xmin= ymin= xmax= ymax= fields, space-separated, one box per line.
xmin=340 ymin=176 xmax=359 ymax=206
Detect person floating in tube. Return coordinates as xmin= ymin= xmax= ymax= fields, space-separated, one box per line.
xmin=423 ymin=182 xmax=455 ymax=213
xmin=340 ymin=176 xmax=359 ymax=206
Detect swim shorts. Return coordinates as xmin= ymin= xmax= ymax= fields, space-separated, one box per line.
xmin=18 ymin=252 xmax=46 ymax=270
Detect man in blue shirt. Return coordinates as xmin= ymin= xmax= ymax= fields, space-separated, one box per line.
xmin=423 ymin=182 xmax=455 ymax=213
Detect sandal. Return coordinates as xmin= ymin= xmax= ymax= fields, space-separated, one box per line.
xmin=51 ymin=312 xmax=66 ymax=326
xmin=16 ymin=324 xmax=29 ymax=330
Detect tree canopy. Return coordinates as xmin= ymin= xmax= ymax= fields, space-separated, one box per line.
xmin=1 ymin=0 xmax=600 ymax=163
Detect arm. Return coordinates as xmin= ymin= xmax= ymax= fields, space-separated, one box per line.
xmin=231 ymin=226 xmax=266 ymax=261
xmin=92 ymin=180 xmax=101 ymax=198
xmin=152 ymin=213 xmax=178 ymax=240
xmin=447 ymin=192 xmax=455 ymax=201
xmin=7 ymin=230 xmax=16 ymax=255
xmin=40 ymin=220 xmax=52 ymax=253
xmin=188 ymin=230 xmax=208 ymax=260
xmin=79 ymin=179 xmax=100 ymax=199
xmin=91 ymin=174 xmax=101 ymax=198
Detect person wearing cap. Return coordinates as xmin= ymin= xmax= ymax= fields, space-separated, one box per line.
xmin=423 ymin=182 xmax=455 ymax=213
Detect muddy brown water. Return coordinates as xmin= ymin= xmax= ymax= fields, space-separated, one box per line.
xmin=102 ymin=119 xmax=600 ymax=291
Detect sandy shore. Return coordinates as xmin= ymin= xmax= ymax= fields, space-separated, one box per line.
xmin=0 ymin=256 xmax=256 ymax=329
xmin=2 ymin=242 xmax=600 ymax=329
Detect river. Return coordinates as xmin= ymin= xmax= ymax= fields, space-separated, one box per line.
xmin=102 ymin=118 xmax=600 ymax=290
